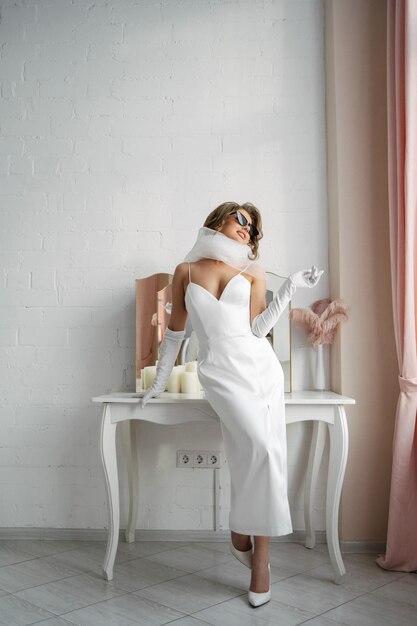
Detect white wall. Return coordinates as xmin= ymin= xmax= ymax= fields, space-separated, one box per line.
xmin=0 ymin=0 xmax=329 ymax=533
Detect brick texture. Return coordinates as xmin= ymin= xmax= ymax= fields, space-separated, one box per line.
xmin=0 ymin=0 xmax=328 ymax=531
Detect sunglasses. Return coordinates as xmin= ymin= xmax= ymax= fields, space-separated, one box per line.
xmin=231 ymin=210 xmax=259 ymax=239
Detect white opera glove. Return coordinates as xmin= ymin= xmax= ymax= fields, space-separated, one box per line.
xmin=139 ymin=327 xmax=185 ymax=408
xmin=251 ymin=265 xmax=324 ymax=338
xmin=289 ymin=265 xmax=323 ymax=288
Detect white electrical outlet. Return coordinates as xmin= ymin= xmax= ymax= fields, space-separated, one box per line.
xmin=177 ymin=451 xmax=192 ymax=467
xmin=193 ymin=451 xmax=208 ymax=467
xmin=208 ymin=452 xmax=220 ymax=467
xmin=176 ymin=450 xmax=221 ymax=468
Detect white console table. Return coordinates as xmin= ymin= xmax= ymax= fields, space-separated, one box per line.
xmin=92 ymin=390 xmax=355 ymax=584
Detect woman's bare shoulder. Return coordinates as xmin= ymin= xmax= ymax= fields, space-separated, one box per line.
xmin=172 ymin=263 xmax=190 ymax=290
xmin=173 ymin=262 xmax=189 ymax=277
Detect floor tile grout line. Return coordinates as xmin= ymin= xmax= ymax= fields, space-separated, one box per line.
xmin=302 ymin=563 xmax=415 ymax=592
xmin=2 ymin=571 xmax=85 ymax=595
xmin=0 ymin=545 xmax=105 ymax=570
xmin=364 ymin=574 xmax=417 ymax=604
xmin=17 ymin=588 xmax=138 ymax=624
xmin=10 ymin=591 xmax=133 ymax=624
xmin=129 ymin=570 xmax=244 ymax=600
xmin=11 ymin=566 xmax=194 ymax=598
xmin=165 ymin=609 xmax=214 ymax=624
xmin=128 ymin=570 xmax=249 ymax=619
xmin=125 ymin=570 xmax=197 ymax=592
xmin=298 ymin=611 xmax=352 ymax=625
xmin=133 ymin=550 xmax=252 ymax=576
xmin=142 ymin=543 xmax=237 ymax=560
xmin=294 ymin=577 xmax=417 ymax=626
xmin=28 ymin=612 xmax=81 ymax=626
xmin=0 ymin=553 xmax=76 ymax=570
xmin=185 ymin=587 xmax=318 ymax=623
xmin=193 ymin=567 xmax=300 ymax=585
xmin=181 ymin=591 xmax=249 ymax=619
xmin=97 ymin=581 xmax=229 ymax=624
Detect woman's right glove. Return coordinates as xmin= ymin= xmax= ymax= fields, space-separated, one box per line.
xmin=139 ymin=327 xmax=185 ymax=408
xmin=251 ymin=265 xmax=323 ymax=338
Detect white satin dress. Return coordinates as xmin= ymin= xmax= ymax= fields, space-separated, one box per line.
xmin=185 ymin=262 xmax=293 ymax=536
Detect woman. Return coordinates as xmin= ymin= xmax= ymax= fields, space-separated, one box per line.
xmin=140 ymin=201 xmax=323 ymax=607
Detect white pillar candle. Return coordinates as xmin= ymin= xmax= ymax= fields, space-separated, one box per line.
xmin=181 ymin=371 xmax=199 ymax=393
xmin=185 ymin=360 xmax=198 ymax=372
xmin=167 ymin=366 xmax=181 ymax=393
xmin=176 ymin=364 xmax=186 ymax=374
xmin=143 ymin=365 xmax=157 ymax=389
xmin=136 ymin=378 xmax=142 ymax=393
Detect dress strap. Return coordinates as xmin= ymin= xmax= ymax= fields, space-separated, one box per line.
xmin=239 ymin=262 xmax=251 ymax=275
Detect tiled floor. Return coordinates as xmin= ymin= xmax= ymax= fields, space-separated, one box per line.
xmin=0 ymin=539 xmax=416 ymax=625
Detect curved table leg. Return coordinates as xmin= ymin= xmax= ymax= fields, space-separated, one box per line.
xmin=125 ymin=420 xmax=139 ymax=543
xmin=100 ymin=403 xmax=119 ymax=581
xmin=304 ymin=420 xmax=327 ymax=549
xmin=326 ymin=405 xmax=349 ymax=584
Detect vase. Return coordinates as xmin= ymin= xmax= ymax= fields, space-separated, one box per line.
xmin=313 ymin=344 xmax=325 ymax=391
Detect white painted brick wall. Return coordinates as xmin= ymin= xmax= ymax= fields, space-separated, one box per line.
xmin=0 ymin=0 xmax=329 ymax=532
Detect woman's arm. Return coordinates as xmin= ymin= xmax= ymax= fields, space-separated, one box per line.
xmin=251 ymin=267 xmax=323 ymax=338
xmin=167 ymin=263 xmax=188 ymax=331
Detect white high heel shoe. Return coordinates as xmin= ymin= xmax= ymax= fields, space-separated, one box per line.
xmin=248 ymin=562 xmax=271 ymax=607
xmin=229 ymin=540 xmax=252 ymax=569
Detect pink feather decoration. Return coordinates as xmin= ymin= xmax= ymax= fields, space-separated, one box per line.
xmin=289 ymin=298 xmax=349 ymax=347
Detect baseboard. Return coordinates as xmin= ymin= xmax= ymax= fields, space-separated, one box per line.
xmin=0 ymin=527 xmax=383 ymax=553
xmin=0 ymin=527 xmax=113 ymax=541
xmin=340 ymin=540 xmax=386 ymax=554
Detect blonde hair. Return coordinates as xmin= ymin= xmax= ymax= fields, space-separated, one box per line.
xmin=203 ymin=201 xmax=263 ymax=259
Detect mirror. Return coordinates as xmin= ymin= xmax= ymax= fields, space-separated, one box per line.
xmin=135 ymin=273 xmax=172 ymax=389
xmin=136 ymin=271 xmax=292 ymax=393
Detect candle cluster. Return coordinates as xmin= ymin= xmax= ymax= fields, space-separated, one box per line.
xmin=136 ymin=361 xmax=203 ymax=394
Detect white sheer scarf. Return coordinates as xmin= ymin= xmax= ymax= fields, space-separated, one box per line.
xmin=184 ymin=226 xmax=266 ymax=280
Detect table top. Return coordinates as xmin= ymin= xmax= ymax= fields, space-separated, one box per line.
xmin=92 ymin=390 xmax=356 ymax=405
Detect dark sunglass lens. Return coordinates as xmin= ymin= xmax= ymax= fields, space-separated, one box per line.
xmin=235 ymin=210 xmax=246 ymax=227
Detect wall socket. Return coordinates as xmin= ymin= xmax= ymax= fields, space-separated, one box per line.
xmin=177 ymin=450 xmax=221 ymax=468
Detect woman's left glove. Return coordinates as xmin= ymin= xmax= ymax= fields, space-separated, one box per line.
xmin=251 ymin=265 xmax=323 ymax=338
xmin=139 ymin=328 xmax=185 ymax=409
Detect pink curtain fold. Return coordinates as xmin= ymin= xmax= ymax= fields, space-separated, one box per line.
xmin=376 ymin=0 xmax=417 ymax=573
